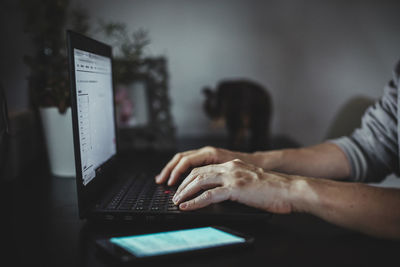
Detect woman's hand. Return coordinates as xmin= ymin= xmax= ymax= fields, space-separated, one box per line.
xmin=171 ymin=159 xmax=296 ymax=214
xmin=155 ymin=146 xmax=252 ymax=186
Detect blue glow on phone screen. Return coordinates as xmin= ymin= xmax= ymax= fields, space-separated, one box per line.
xmin=110 ymin=227 xmax=245 ymax=257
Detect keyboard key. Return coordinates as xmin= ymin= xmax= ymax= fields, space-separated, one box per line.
xmin=107 ymin=174 xmax=178 ymax=212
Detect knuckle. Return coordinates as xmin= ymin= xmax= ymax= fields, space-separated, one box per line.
xmin=203 ymin=146 xmax=214 ymax=151
xmin=234 ymin=177 xmax=251 ymax=187
xmin=232 ymin=158 xmax=243 ymax=164
xmin=196 ymin=174 xmax=206 ymax=183
xmin=191 ymin=167 xmax=200 ymax=175
xmin=225 ymin=160 xmax=234 ymax=167
xmin=232 ymin=159 xmax=245 ymax=168
xmin=202 ymin=190 xmax=213 ymax=201
xmin=174 ymin=153 xmax=183 ymax=160
xmin=187 ymin=198 xmax=196 ymax=207
xmin=226 ymin=159 xmax=239 ymax=168
xmin=180 ymin=157 xmax=189 ymax=166
xmin=203 ymin=146 xmax=218 ymax=155
xmin=232 ymin=170 xmax=243 ymax=178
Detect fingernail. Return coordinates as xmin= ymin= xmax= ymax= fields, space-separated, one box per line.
xmin=180 ymin=202 xmax=187 ymax=209
xmin=172 ymin=194 xmax=179 ymax=204
xmin=155 ymin=175 xmax=160 ymax=182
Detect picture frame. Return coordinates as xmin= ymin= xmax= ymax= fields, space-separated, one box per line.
xmin=117 ymin=57 xmax=175 ymax=152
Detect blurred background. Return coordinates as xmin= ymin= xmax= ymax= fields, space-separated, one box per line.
xmin=1 ymin=0 xmax=400 ymax=183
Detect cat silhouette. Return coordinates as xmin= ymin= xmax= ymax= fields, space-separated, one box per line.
xmin=203 ymin=79 xmax=272 ymax=152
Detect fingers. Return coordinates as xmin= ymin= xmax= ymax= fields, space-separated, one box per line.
xmin=178 ymin=187 xmax=230 ymax=211
xmin=174 ymin=169 xmax=199 ymax=196
xmin=156 ymin=151 xmax=193 ymax=184
xmin=175 ymin=164 xmax=220 ymax=196
xmin=167 ymin=153 xmax=207 ymax=186
xmin=156 ymin=147 xmax=219 ymax=186
xmin=173 ymin=171 xmax=222 ymax=204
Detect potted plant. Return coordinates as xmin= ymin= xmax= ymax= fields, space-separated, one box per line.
xmin=97 ymin=22 xmax=175 ymax=151
xmin=21 ymin=0 xmax=89 ymax=177
xmin=97 ymin=22 xmax=151 ymax=127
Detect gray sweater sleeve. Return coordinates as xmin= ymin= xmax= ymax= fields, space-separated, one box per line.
xmin=330 ymin=62 xmax=400 ymax=183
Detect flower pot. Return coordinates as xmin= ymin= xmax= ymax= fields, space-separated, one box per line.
xmin=39 ymin=107 xmax=75 ymax=177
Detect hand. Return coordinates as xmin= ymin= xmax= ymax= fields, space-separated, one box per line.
xmin=155 ymin=146 xmax=249 ymax=186
xmin=172 ymin=159 xmax=295 ymax=214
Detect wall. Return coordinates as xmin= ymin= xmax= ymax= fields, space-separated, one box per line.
xmin=0 ymin=0 xmax=32 ymax=112
xmin=2 ymin=0 xmax=400 ymax=147
xmin=77 ymin=0 xmax=400 ymax=146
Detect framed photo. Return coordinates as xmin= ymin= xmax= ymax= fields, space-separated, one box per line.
xmin=116 ymin=57 xmax=175 ymax=152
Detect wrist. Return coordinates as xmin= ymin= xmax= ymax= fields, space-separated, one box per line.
xmin=288 ymin=176 xmax=318 ymax=213
xmin=251 ymin=150 xmax=285 ymax=170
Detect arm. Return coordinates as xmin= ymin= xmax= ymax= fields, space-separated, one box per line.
xmin=329 ymin=64 xmax=399 ymax=182
xmin=171 ymin=159 xmax=400 ymax=239
xmin=157 ymin=61 xmax=399 ymax=186
xmin=254 ymin=64 xmax=399 ymax=181
xmin=291 ymin=176 xmax=400 ymax=239
xmin=156 ymin=142 xmax=351 ymax=186
xmin=159 ymin=61 xmax=400 ymax=239
xmin=251 ymin=142 xmax=351 ymax=180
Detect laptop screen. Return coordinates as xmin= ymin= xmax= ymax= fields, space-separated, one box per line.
xmin=73 ymin=48 xmax=116 ymax=186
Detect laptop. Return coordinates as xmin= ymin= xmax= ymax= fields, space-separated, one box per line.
xmin=66 ymin=30 xmax=271 ymax=223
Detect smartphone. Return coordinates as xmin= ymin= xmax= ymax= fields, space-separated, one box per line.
xmin=96 ymin=226 xmax=254 ymax=263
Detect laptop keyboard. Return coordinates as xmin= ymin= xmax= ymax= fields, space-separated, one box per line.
xmin=106 ymin=174 xmax=178 ymax=212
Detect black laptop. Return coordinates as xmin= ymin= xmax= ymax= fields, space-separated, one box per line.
xmin=66 ymin=30 xmax=271 ymax=223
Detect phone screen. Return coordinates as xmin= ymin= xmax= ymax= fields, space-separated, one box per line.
xmin=109 ymin=227 xmax=246 ymax=258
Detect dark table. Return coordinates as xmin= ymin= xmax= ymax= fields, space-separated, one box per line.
xmin=4 ymin=141 xmax=399 ymax=267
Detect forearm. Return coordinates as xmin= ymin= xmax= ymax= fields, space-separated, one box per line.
xmin=250 ymin=143 xmax=351 ymax=180
xmin=290 ymin=177 xmax=400 ymax=239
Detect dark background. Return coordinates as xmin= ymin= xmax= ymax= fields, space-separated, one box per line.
xmin=1 ymin=1 xmax=400 ymax=266
xmin=2 ymin=0 xmax=400 ymax=185
xmin=2 ymin=0 xmax=400 ymax=145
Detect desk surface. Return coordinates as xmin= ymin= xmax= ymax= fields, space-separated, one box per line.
xmin=4 ymin=147 xmax=399 ymax=267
